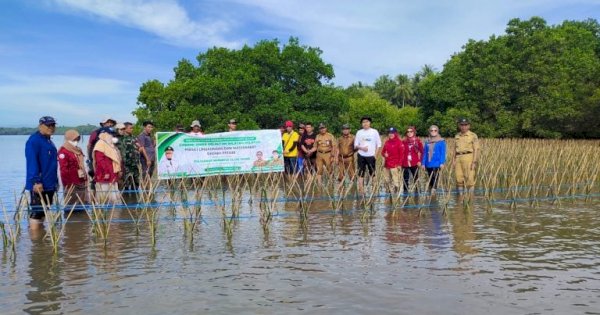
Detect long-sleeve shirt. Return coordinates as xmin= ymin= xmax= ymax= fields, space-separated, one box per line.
xmin=381 ymin=139 xmax=404 ymax=168
xmin=422 ymin=140 xmax=446 ymax=168
xmin=94 ymin=151 xmax=119 ymax=184
xmin=58 ymin=147 xmax=86 ymax=186
xmin=25 ymin=131 xmax=58 ymax=191
xmin=401 ymin=137 xmax=424 ymax=168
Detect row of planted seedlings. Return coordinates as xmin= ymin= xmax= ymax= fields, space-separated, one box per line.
xmin=476 ymin=139 xmax=600 ymax=210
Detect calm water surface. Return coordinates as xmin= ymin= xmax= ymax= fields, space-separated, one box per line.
xmin=0 ymin=135 xmax=599 ymax=314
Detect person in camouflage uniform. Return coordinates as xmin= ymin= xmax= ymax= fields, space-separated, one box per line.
xmin=116 ymin=122 xmax=141 ymax=191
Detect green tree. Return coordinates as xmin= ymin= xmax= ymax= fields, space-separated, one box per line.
xmin=134 ymin=38 xmax=348 ymax=133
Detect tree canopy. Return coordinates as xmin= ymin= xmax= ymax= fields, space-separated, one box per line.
xmin=135 ymin=18 xmax=600 ymax=138
xmin=134 ymin=38 xmax=348 ymax=133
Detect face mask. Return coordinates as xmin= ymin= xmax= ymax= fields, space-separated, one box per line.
xmin=68 ymin=140 xmax=79 ymax=147
xmin=112 ymin=137 xmax=119 ymax=144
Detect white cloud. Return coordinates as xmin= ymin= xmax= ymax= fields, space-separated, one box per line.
xmin=229 ymin=0 xmax=600 ymax=85
xmin=51 ymin=0 xmax=242 ymax=48
xmin=0 ymin=75 xmax=137 ymax=126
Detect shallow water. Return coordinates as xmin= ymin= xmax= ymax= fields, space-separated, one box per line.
xmin=1 ymin=135 xmax=599 ymax=315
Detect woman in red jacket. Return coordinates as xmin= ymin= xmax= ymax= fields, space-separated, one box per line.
xmin=93 ymin=131 xmax=122 ymax=204
xmin=401 ymin=126 xmax=424 ymax=194
xmin=58 ymin=129 xmax=88 ymax=206
xmin=381 ymin=127 xmax=404 ymax=194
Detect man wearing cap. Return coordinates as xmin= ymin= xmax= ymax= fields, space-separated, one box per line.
xmin=315 ymin=123 xmax=337 ymax=183
xmin=158 ymin=146 xmax=179 ymax=175
xmin=228 ymin=119 xmax=238 ymax=132
xmin=138 ymin=121 xmax=156 ymax=179
xmin=189 ymin=120 xmax=203 ymax=136
xmin=354 ymin=116 xmax=382 ymax=192
xmin=337 ymin=124 xmax=356 ymax=181
xmin=117 ymin=122 xmax=141 ymax=190
xmin=25 ymin=116 xmax=59 ymax=229
xmin=282 ymin=120 xmax=300 ymax=176
xmin=453 ymin=118 xmax=480 ymax=195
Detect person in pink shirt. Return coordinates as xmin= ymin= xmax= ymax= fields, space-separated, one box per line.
xmin=401 ymin=126 xmax=424 ymax=194
xmin=381 ymin=127 xmax=404 ymax=194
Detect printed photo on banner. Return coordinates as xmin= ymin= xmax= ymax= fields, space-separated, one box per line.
xmin=156 ymin=130 xmax=284 ymax=179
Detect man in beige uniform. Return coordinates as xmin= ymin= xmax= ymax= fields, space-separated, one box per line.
xmin=315 ymin=123 xmax=337 ymax=183
xmin=454 ymin=118 xmax=480 ymax=195
xmin=337 ymin=124 xmax=356 ymax=181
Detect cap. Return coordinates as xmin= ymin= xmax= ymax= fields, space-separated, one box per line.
xmin=165 ymin=146 xmax=174 ymax=152
xmin=360 ymin=116 xmax=372 ymax=123
xmin=284 ymin=120 xmax=294 ymax=128
xmin=342 ymin=123 xmax=351 ymax=129
xmin=458 ymin=117 xmax=470 ymax=125
xmin=318 ymin=123 xmax=327 ymax=129
xmin=388 ymin=127 xmax=397 ymax=133
xmin=39 ymin=116 xmax=56 ymax=126
xmin=115 ymin=123 xmax=125 ymax=130
xmin=97 ymin=127 xmax=115 ymax=136
xmin=229 ymin=119 xmax=237 ymax=124
xmin=191 ymin=120 xmax=201 ymax=127
xmin=100 ymin=115 xmax=116 ymax=124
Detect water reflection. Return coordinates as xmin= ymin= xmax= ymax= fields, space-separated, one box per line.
xmin=24 ymin=229 xmax=64 ymax=315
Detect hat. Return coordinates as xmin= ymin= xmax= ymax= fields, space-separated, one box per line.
xmin=39 ymin=116 xmax=56 ymax=126
xmin=229 ymin=119 xmax=237 ymax=124
xmin=342 ymin=124 xmax=351 ymax=129
xmin=115 ymin=123 xmax=125 ymax=130
xmin=97 ymin=127 xmax=115 ymax=136
xmin=458 ymin=118 xmax=470 ymax=125
xmin=284 ymin=120 xmax=294 ymax=128
xmin=165 ymin=146 xmax=174 ymax=152
xmin=388 ymin=127 xmax=397 ymax=134
xmin=100 ymin=115 xmax=116 ymax=124
xmin=191 ymin=120 xmax=201 ymax=128
xmin=318 ymin=123 xmax=327 ymax=129
xmin=360 ymin=116 xmax=372 ymax=123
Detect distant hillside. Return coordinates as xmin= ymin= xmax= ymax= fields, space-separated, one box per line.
xmin=0 ymin=124 xmax=97 ymax=135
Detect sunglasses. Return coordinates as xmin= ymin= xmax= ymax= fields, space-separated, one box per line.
xmin=429 ymin=129 xmax=438 ymax=132
xmin=406 ymin=130 xmax=414 ymax=133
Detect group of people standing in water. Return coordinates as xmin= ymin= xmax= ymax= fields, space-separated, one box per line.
xmin=24 ymin=114 xmax=479 ymax=230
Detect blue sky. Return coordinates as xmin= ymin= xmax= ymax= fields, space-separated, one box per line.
xmin=1 ymin=0 xmax=599 ymax=127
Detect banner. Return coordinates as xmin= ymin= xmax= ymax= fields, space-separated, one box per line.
xmin=155 ymin=130 xmax=284 ymax=179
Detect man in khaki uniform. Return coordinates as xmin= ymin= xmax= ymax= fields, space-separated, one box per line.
xmin=453 ymin=118 xmax=480 ymax=195
xmin=315 ymin=123 xmax=337 ymax=182
xmin=337 ymin=124 xmax=356 ymax=181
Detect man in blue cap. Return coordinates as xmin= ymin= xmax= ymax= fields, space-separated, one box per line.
xmin=25 ymin=116 xmax=59 ymax=229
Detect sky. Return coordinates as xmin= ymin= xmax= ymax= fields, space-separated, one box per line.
xmin=1 ymin=0 xmax=599 ymax=127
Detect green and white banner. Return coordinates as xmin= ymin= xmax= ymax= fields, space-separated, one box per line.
xmin=156 ymin=130 xmax=284 ymax=179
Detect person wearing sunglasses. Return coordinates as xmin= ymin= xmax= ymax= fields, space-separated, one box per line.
xmin=401 ymin=126 xmax=424 ymax=195
xmin=421 ymin=125 xmax=446 ymax=195
xmin=25 ymin=116 xmax=59 ymax=230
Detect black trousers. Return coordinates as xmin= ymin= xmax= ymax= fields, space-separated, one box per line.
xmin=29 ymin=191 xmax=55 ymax=219
xmin=426 ymin=167 xmax=441 ymax=190
xmin=403 ymin=166 xmax=419 ymax=193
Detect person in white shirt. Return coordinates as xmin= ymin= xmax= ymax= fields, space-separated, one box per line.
xmin=158 ymin=146 xmax=179 ymax=176
xmin=188 ymin=120 xmax=204 ymax=136
xmin=354 ymin=116 xmax=382 ymax=192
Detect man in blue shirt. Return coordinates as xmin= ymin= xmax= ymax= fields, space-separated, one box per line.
xmin=25 ymin=116 xmax=58 ymax=229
